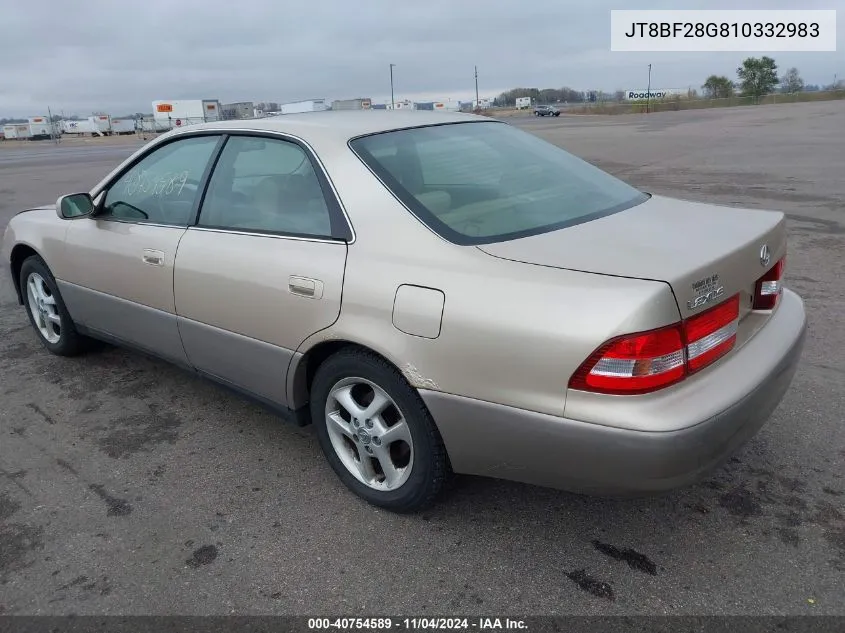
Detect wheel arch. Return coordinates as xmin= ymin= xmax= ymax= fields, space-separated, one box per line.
xmin=288 ymin=339 xmax=423 ymax=414
xmin=9 ymin=243 xmax=41 ymax=304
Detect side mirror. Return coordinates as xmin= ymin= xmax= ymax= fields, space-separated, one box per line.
xmin=56 ymin=193 xmax=95 ymax=219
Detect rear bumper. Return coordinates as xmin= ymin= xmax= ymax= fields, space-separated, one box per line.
xmin=421 ymin=289 xmax=807 ymax=494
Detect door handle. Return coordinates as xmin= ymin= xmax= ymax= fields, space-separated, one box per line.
xmin=289 ymin=276 xmax=323 ymax=299
xmin=142 ymin=249 xmax=165 ymax=266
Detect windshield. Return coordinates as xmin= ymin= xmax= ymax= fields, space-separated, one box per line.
xmin=350 ymin=121 xmax=648 ymax=245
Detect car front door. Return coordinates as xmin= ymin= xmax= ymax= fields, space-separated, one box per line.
xmin=173 ymin=133 xmax=351 ymax=407
xmin=58 ymin=134 xmax=223 ymax=364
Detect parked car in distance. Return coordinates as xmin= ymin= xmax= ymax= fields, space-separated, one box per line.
xmin=534 ymin=105 xmax=560 ymax=116
xmin=3 ymin=111 xmax=806 ymax=512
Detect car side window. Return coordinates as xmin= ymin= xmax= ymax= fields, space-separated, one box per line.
xmin=198 ymin=136 xmax=333 ymax=237
xmin=101 ymin=136 xmax=220 ymax=226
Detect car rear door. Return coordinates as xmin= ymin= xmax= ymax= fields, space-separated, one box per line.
xmin=58 ymin=133 xmax=223 ymax=365
xmin=173 ymin=133 xmax=351 ymax=408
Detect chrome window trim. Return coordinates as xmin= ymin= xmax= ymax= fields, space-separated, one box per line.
xmin=91 ymin=218 xmax=189 ymax=230
xmin=187 ymin=225 xmax=347 ymax=245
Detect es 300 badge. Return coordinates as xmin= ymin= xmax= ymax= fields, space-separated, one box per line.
xmin=688 ymin=273 xmax=724 ymax=310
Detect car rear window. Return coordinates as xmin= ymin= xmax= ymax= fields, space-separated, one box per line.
xmin=349 ymin=121 xmax=648 ymax=245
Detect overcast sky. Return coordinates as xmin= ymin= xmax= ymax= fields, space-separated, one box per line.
xmin=1 ymin=0 xmax=841 ymax=117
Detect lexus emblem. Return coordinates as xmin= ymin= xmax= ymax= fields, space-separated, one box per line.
xmin=760 ymin=244 xmax=771 ymax=267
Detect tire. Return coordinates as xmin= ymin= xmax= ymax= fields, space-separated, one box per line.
xmin=311 ymin=348 xmax=449 ymax=512
xmin=19 ymin=255 xmax=89 ymax=356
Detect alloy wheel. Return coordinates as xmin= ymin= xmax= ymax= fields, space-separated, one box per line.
xmin=26 ymin=272 xmax=61 ymax=344
xmin=325 ymin=377 xmax=414 ymax=491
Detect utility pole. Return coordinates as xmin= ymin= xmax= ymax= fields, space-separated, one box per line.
xmin=474 ymin=66 xmax=479 ymax=108
xmin=389 ymin=63 xmax=396 ymax=110
xmin=47 ymin=105 xmax=58 ymax=144
xmin=646 ymin=64 xmax=652 ymax=114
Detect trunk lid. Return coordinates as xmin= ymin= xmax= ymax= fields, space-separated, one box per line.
xmin=477 ymin=195 xmax=786 ymax=321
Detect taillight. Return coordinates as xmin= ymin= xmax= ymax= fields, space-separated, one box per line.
xmin=569 ymin=294 xmax=741 ymax=395
xmin=753 ymin=257 xmax=784 ymax=310
xmin=568 ymin=325 xmax=686 ymax=395
xmin=685 ymin=294 xmax=739 ymax=372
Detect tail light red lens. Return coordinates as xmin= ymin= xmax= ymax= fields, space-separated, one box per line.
xmin=685 ymin=294 xmax=739 ymax=372
xmin=753 ymin=257 xmax=785 ymax=310
xmin=569 ymin=294 xmax=741 ymax=395
xmin=568 ymin=325 xmax=686 ymax=394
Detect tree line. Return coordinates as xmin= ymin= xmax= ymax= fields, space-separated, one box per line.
xmin=701 ymin=57 xmax=841 ymax=100
xmin=495 ymin=57 xmax=841 ymax=106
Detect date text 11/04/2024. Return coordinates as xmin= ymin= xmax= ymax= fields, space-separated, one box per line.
xmin=307 ymin=617 xmax=528 ymax=630
xmin=624 ymin=22 xmax=820 ymax=38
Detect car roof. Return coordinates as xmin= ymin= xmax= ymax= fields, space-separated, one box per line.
xmin=168 ymin=110 xmax=487 ymax=144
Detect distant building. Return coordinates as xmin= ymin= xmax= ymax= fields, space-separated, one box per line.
xmin=332 ymin=98 xmax=372 ymax=110
xmin=222 ymin=102 xmax=254 ymax=119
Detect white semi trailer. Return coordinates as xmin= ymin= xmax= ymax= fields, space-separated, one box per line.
xmin=279 ymin=99 xmax=328 ymax=114
xmin=28 ymin=116 xmax=52 ymax=139
xmin=151 ymin=99 xmax=222 ymax=129
xmin=110 ymin=118 xmax=136 ymax=134
xmin=61 ymin=120 xmax=98 ymax=135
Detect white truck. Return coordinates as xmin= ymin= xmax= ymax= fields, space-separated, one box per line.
xmin=140 ymin=117 xmax=171 ymax=133
xmin=61 ymin=116 xmax=118 ymax=136
xmin=110 ymin=118 xmax=136 ymax=135
xmin=279 ymin=99 xmax=328 ymax=115
xmin=3 ymin=124 xmax=29 ymax=140
xmin=431 ymin=100 xmax=461 ymax=112
xmin=515 ymin=97 xmax=532 ymax=109
xmin=61 ymin=119 xmax=98 ymax=135
xmin=331 ymin=98 xmax=372 ymax=111
xmin=387 ymin=100 xmax=414 ymax=110
xmin=28 ymin=116 xmax=52 ymax=139
xmin=90 ymin=114 xmax=112 ymax=135
xmin=151 ymin=99 xmax=222 ymax=130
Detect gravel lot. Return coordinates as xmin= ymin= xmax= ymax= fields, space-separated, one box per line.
xmin=1 ymin=101 xmax=843 ymax=616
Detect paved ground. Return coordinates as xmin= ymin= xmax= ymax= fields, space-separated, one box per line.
xmin=1 ymin=101 xmax=843 ymax=616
